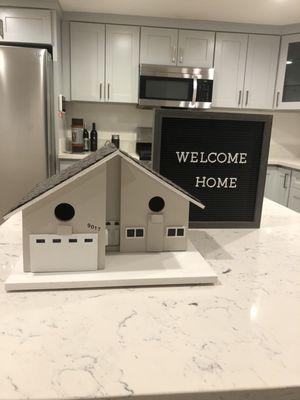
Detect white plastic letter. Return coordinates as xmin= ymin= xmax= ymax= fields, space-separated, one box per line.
xmin=195 ymin=176 xmax=206 ymax=187
xmin=190 ymin=152 xmax=199 ymax=163
xmin=240 ymin=153 xmax=247 ymax=164
xmin=176 ymin=151 xmax=190 ymax=163
xmin=229 ymin=177 xmax=238 ymax=188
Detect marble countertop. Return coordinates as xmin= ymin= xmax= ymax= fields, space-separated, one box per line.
xmin=59 ymin=151 xmax=139 ymax=160
xmin=0 ymin=199 xmax=300 ymax=400
xmin=268 ymin=158 xmax=300 ymax=170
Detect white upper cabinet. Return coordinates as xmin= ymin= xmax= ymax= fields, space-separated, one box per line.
xmin=106 ymin=25 xmax=140 ymax=103
xmin=213 ymin=32 xmax=248 ymax=108
xmin=140 ymin=27 xmax=178 ymax=65
xmin=140 ymin=27 xmax=215 ymax=67
xmin=0 ymin=8 xmax=51 ymax=44
xmin=275 ymin=34 xmax=300 ymax=110
xmin=244 ymin=35 xmax=280 ymax=110
xmin=70 ymin=22 xmax=105 ymax=102
xmin=177 ymin=30 xmax=214 ymax=67
xmin=213 ymin=33 xmax=279 ymax=109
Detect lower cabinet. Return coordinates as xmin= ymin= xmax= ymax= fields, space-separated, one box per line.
xmin=288 ymin=170 xmax=300 ymax=212
xmin=265 ymin=166 xmax=300 ymax=212
xmin=59 ymin=160 xmax=74 ymax=171
xmin=265 ymin=166 xmax=291 ymax=206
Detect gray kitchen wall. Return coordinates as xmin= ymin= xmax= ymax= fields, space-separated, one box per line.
xmin=64 ymin=102 xmax=300 ymax=161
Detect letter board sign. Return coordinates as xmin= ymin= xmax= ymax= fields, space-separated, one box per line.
xmin=152 ymin=109 xmax=272 ymax=228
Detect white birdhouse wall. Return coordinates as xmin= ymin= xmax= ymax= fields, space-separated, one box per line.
xmin=22 ymin=164 xmax=107 ymax=272
xmin=120 ymin=158 xmax=189 ymax=253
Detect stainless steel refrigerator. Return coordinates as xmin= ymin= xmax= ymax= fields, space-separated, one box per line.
xmin=0 ymin=46 xmax=55 ymax=221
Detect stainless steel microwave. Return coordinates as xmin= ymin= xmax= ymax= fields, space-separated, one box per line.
xmin=138 ymin=64 xmax=214 ymax=109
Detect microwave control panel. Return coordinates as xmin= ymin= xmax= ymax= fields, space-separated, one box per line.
xmin=196 ymin=80 xmax=213 ymax=103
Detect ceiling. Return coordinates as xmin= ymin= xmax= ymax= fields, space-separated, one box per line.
xmin=59 ymin=0 xmax=300 ymax=25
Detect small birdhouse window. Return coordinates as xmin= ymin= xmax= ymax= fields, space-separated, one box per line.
xmin=54 ymin=203 xmax=75 ymax=221
xmin=149 ymin=196 xmax=165 ymax=212
xmin=166 ymin=227 xmax=186 ymax=237
xmin=126 ymin=227 xmax=145 ymax=238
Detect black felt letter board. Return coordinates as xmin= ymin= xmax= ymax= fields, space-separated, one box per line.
xmin=153 ymin=110 xmax=272 ymax=228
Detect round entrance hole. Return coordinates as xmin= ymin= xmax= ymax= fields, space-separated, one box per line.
xmin=149 ymin=196 xmax=165 ymax=212
xmin=54 ymin=203 xmax=75 ymax=221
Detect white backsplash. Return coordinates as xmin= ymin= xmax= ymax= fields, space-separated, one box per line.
xmin=63 ymin=102 xmax=300 ymax=162
xmin=63 ymin=102 xmax=153 ymax=154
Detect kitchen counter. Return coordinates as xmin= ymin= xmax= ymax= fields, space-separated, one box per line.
xmin=0 ymin=199 xmax=300 ymax=400
xmin=268 ymin=157 xmax=300 ymax=170
xmin=58 ymin=151 xmax=94 ymax=160
xmin=60 ymin=154 xmax=300 ymax=169
xmin=59 ymin=151 xmax=139 ymax=160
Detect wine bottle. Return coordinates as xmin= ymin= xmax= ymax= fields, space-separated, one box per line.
xmin=83 ymin=124 xmax=90 ymax=152
xmin=90 ymin=122 xmax=98 ymax=152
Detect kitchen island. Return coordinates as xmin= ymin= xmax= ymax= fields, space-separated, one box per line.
xmin=0 ymin=199 xmax=299 ymax=400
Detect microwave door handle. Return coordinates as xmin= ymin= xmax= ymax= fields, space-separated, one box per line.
xmin=192 ymin=77 xmax=197 ymax=105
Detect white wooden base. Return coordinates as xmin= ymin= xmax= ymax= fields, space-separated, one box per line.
xmin=5 ymin=240 xmax=217 ymax=291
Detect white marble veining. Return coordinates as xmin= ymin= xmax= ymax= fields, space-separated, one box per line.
xmin=0 ymin=199 xmax=300 ymax=400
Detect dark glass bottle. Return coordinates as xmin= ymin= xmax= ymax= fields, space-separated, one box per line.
xmin=90 ymin=122 xmax=98 ymax=152
xmin=83 ymin=124 xmax=90 ymax=152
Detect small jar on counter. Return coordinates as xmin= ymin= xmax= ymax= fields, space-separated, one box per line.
xmin=111 ymin=134 xmax=120 ymax=149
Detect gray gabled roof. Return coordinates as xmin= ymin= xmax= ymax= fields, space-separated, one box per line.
xmin=6 ymin=144 xmax=204 ymax=217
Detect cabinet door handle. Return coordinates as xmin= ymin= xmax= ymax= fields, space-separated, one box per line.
xmin=172 ymin=45 xmax=176 ymax=63
xmin=245 ymin=90 xmax=249 ymax=106
xmin=179 ymin=48 xmax=183 ymax=63
xmin=238 ymin=90 xmax=242 ymax=106
xmin=276 ymin=91 xmax=280 ymax=108
xmin=107 ymin=83 xmax=110 ymax=100
xmin=0 ymin=19 xmax=3 ymax=39
xmin=283 ymin=173 xmax=289 ymax=189
xmin=99 ymin=83 xmax=102 ymax=100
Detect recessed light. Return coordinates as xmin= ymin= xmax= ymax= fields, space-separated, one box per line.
xmin=286 ymin=60 xmax=293 ymax=64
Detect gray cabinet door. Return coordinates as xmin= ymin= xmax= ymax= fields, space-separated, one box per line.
xmin=212 ymin=32 xmax=248 ymax=108
xmin=177 ymin=30 xmax=215 ymax=67
xmin=243 ymin=35 xmax=280 ymax=110
xmin=0 ymin=8 xmax=51 ymax=44
xmin=275 ymin=33 xmax=300 ymax=110
xmin=264 ymin=166 xmax=276 ymax=199
xmin=106 ymin=25 xmax=140 ymax=103
xmin=265 ymin=166 xmax=291 ymax=206
xmin=288 ymin=170 xmax=300 ymax=212
xmin=70 ymin=22 xmax=105 ymax=102
xmin=140 ymin=27 xmax=178 ymax=66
